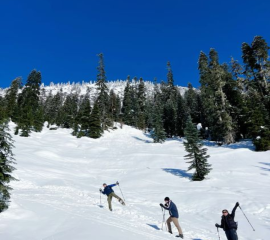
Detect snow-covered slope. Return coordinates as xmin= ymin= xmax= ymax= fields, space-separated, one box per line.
xmin=0 ymin=124 xmax=269 ymax=240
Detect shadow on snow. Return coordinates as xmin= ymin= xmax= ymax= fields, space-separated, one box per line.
xmin=162 ymin=168 xmax=192 ymax=180
xmin=132 ymin=136 xmax=152 ymax=143
xmin=256 ymin=162 xmax=270 ymax=172
xmin=146 ymin=224 xmax=160 ymax=230
xmin=202 ymin=140 xmax=255 ymax=151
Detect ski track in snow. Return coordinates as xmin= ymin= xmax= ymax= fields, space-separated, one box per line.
xmin=0 ymin=123 xmax=269 ymax=240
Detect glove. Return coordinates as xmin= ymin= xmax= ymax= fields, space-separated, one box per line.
xmin=116 ymin=181 xmax=119 ymax=185
xmin=99 ymin=188 xmax=102 ymax=192
xmin=160 ymin=203 xmax=164 ymax=207
xmin=236 ymin=202 xmax=239 ymax=207
xmin=165 ymin=203 xmax=168 ymax=207
xmin=215 ymin=223 xmax=219 ymax=228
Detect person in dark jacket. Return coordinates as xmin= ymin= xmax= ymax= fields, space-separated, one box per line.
xmin=160 ymin=197 xmax=184 ymax=239
xmin=215 ymin=202 xmax=239 ymax=240
xmin=100 ymin=182 xmax=124 ymax=211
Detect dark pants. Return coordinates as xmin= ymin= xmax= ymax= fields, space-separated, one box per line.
xmin=225 ymin=229 xmax=238 ymax=240
xmin=107 ymin=192 xmax=122 ymax=211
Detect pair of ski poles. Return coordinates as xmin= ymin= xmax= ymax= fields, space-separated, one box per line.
xmin=161 ymin=207 xmax=167 ymax=231
xmin=216 ymin=204 xmax=255 ymax=239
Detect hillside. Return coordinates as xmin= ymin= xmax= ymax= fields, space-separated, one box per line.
xmin=0 ymin=123 xmax=269 ymax=240
xmin=0 ymin=80 xmax=188 ymax=101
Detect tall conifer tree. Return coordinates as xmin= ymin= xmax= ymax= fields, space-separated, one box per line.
xmin=16 ymin=70 xmax=43 ymax=136
xmin=184 ymin=117 xmax=211 ymax=181
xmin=122 ymin=76 xmax=133 ymax=125
xmin=89 ymin=100 xmax=102 ymax=138
xmin=96 ymin=53 xmax=110 ymax=130
xmin=5 ymin=77 xmax=22 ymax=121
xmin=0 ymin=120 xmax=16 ymax=212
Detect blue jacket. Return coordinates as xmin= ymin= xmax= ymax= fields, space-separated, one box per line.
xmin=163 ymin=200 xmax=179 ymax=218
xmin=102 ymin=184 xmax=116 ymax=196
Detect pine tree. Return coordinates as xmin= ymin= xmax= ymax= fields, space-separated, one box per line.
xmin=137 ymin=77 xmax=146 ymax=130
xmin=122 ymin=76 xmax=133 ymax=125
xmin=60 ymin=93 xmax=78 ymax=129
xmin=162 ymin=62 xmax=178 ymax=137
xmin=184 ymin=117 xmax=211 ymax=181
xmin=0 ymin=120 xmax=16 ymax=212
xmin=242 ymin=36 xmax=270 ymax=95
xmin=0 ymin=97 xmax=7 ymax=122
xmin=151 ymin=101 xmax=166 ymax=143
xmin=241 ymin=36 xmax=270 ymax=144
xmin=176 ymin=92 xmax=188 ymax=137
xmin=5 ymin=77 xmax=22 ymax=121
xmin=198 ymin=50 xmax=235 ymax=144
xmin=129 ymin=77 xmax=139 ymax=127
xmin=184 ymin=83 xmax=200 ymax=123
xmin=163 ymin=99 xmax=176 ymax=137
xmin=253 ymin=126 xmax=270 ymax=151
xmin=16 ymin=70 xmax=43 ymax=136
xmin=44 ymin=91 xmax=63 ymax=127
xmin=96 ymin=53 xmax=110 ymax=130
xmin=223 ymin=59 xmax=248 ymax=140
xmin=145 ymin=100 xmax=154 ymax=132
xmin=167 ymin=61 xmax=174 ymax=90
xmin=77 ymin=92 xmax=91 ymax=137
xmin=115 ymin=95 xmax=121 ymax=123
xmin=108 ymin=90 xmax=121 ymax=125
xmin=89 ymin=100 xmax=102 ymax=138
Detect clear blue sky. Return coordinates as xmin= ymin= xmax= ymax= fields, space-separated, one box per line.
xmin=0 ymin=0 xmax=270 ymax=88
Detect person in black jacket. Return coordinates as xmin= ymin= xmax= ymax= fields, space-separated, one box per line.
xmin=215 ymin=202 xmax=239 ymax=240
xmin=160 ymin=197 xmax=184 ymax=239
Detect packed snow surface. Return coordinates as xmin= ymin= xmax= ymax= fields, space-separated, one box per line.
xmin=1 ymin=124 xmax=269 ymax=240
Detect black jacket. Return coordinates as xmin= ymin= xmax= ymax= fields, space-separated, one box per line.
xmin=219 ymin=204 xmax=238 ymax=231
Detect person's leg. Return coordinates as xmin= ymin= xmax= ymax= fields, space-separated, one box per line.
xmin=111 ymin=192 xmax=125 ymax=205
xmin=171 ymin=217 xmax=183 ymax=235
xmin=225 ymin=230 xmax=233 ymax=240
xmin=166 ymin=216 xmax=173 ymax=233
xmin=231 ymin=229 xmax=238 ymax=240
xmin=111 ymin=192 xmax=122 ymax=201
xmin=107 ymin=194 xmax=113 ymax=211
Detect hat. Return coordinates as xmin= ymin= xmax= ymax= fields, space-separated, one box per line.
xmin=164 ymin=197 xmax=170 ymax=201
xmin=103 ymin=183 xmax=107 ymax=186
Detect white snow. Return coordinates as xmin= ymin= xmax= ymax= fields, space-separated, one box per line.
xmin=0 ymin=80 xmax=188 ymax=102
xmin=0 ymin=123 xmax=269 ymax=240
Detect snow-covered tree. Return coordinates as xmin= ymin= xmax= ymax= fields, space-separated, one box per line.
xmin=0 ymin=120 xmax=16 ymax=212
xmin=96 ymin=53 xmax=110 ymax=130
xmin=184 ymin=117 xmax=211 ymax=181
xmin=16 ymin=70 xmax=43 ymax=136
xmin=198 ymin=50 xmax=235 ymax=144
xmin=151 ymin=101 xmax=166 ymax=143
xmin=89 ymin=100 xmax=102 ymax=138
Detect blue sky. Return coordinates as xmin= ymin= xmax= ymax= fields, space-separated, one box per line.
xmin=0 ymin=0 xmax=270 ymax=88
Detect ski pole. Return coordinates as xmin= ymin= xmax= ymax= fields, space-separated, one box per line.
xmin=117 ymin=182 xmax=126 ymax=202
xmin=239 ymin=205 xmax=255 ymax=231
xmin=161 ymin=207 xmax=164 ymax=230
xmin=100 ymin=191 xmax=102 ymax=205
xmin=217 ymin=227 xmax=220 ymax=240
xmin=164 ymin=210 xmax=167 ymax=231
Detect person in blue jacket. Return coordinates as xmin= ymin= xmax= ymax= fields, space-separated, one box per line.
xmin=160 ymin=197 xmax=184 ymax=238
xmin=100 ymin=182 xmax=124 ymax=211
